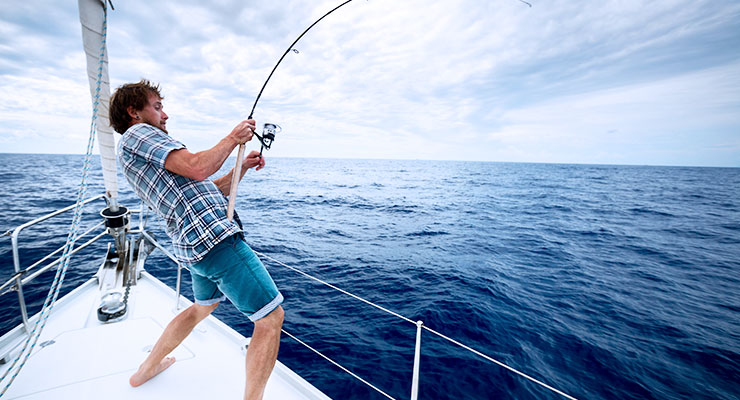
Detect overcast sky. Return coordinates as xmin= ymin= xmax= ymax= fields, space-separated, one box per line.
xmin=1 ymin=0 xmax=739 ymax=166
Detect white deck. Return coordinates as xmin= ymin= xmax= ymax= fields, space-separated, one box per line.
xmin=0 ymin=271 xmax=330 ymax=400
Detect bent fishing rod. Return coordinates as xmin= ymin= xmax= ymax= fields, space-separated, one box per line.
xmin=227 ymin=0 xmax=356 ymax=221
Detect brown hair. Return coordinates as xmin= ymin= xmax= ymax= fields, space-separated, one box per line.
xmin=109 ymin=79 xmax=163 ymax=134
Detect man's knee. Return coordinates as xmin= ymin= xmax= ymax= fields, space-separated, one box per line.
xmin=190 ymin=302 xmax=219 ymax=319
xmin=255 ymin=306 xmax=284 ymax=331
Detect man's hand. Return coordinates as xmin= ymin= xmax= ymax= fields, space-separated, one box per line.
xmin=229 ymin=119 xmax=256 ymax=145
xmin=243 ymin=150 xmax=266 ymax=172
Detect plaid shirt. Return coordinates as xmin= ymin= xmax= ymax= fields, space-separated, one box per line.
xmin=118 ymin=123 xmax=243 ymax=265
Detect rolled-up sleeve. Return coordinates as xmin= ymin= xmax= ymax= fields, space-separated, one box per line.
xmin=124 ymin=124 xmax=185 ymax=168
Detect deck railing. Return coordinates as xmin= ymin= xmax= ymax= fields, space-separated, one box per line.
xmin=2 ymin=197 xmax=578 ymax=400
xmin=1 ymin=195 xmax=109 ymax=333
xmin=253 ymin=251 xmax=579 ymax=400
xmin=170 ymin=231 xmax=578 ymax=400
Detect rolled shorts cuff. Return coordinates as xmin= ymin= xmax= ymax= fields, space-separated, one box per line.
xmin=248 ymin=293 xmax=284 ymax=322
xmin=194 ymin=295 xmax=227 ymax=306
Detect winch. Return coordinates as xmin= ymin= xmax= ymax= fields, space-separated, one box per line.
xmin=97 ymin=199 xmax=131 ymax=323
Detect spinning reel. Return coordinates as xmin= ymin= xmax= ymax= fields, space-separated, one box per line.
xmin=254 ymin=123 xmax=281 ymax=155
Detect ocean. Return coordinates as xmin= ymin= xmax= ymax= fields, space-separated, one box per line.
xmin=0 ymin=153 xmax=738 ymax=399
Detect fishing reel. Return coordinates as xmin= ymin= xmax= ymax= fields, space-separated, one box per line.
xmin=254 ymin=123 xmax=281 ymax=154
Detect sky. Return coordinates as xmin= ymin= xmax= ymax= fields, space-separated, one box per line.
xmin=0 ymin=0 xmax=739 ymax=167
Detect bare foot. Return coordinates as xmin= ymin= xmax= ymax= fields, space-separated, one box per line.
xmin=129 ymin=357 xmax=176 ymax=387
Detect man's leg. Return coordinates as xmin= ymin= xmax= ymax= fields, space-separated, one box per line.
xmin=244 ymin=305 xmax=284 ymax=400
xmin=130 ymin=302 xmax=219 ymax=387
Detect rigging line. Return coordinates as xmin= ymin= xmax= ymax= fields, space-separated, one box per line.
xmin=1 ymin=113 xmax=98 ymax=393
xmin=1 ymin=105 xmax=98 ymax=395
xmin=0 ymin=4 xmax=109 ymax=396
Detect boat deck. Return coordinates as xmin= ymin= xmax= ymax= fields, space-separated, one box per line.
xmin=0 ymin=271 xmax=329 ymax=400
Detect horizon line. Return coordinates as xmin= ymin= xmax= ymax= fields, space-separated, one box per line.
xmin=1 ymin=151 xmax=737 ymax=169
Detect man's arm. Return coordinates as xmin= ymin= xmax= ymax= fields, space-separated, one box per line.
xmin=213 ymin=150 xmax=266 ymax=196
xmin=163 ymin=120 xmax=255 ymax=181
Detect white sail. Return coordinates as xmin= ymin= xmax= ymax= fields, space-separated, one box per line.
xmin=78 ymin=0 xmax=118 ymax=199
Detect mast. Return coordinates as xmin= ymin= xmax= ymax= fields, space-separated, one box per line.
xmin=78 ymin=0 xmax=118 ymax=201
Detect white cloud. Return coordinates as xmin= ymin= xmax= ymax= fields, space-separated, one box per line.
xmin=488 ymin=62 xmax=740 ymax=165
xmin=0 ymin=0 xmax=738 ymax=165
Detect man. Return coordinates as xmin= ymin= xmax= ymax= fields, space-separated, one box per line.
xmin=109 ymin=79 xmax=284 ymax=400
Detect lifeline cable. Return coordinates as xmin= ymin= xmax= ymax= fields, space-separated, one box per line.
xmin=255 ymin=250 xmax=579 ymax=399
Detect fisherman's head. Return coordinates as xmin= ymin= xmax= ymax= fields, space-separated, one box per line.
xmin=109 ymin=79 xmax=168 ymax=134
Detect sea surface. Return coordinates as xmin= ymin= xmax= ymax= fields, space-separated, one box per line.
xmin=0 ymin=153 xmax=738 ymax=399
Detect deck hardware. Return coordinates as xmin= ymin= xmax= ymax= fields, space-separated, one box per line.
xmin=97 ymin=291 xmax=127 ymax=322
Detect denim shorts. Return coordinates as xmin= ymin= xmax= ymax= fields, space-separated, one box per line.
xmin=189 ymin=235 xmax=283 ymax=321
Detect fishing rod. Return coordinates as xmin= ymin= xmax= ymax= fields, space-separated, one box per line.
xmin=227 ymin=0 xmax=356 ymax=221
xmin=226 ymin=0 xmax=533 ymax=220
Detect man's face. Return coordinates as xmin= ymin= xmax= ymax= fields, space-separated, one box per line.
xmin=139 ymin=93 xmax=169 ymax=133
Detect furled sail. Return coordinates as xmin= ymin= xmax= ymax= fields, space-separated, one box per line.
xmin=78 ymin=0 xmax=118 ymax=199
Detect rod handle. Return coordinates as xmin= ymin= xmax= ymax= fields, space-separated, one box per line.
xmin=227 ymin=143 xmax=246 ymax=222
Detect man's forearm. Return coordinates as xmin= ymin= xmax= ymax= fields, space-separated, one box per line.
xmin=164 ymin=135 xmax=239 ymax=181
xmin=189 ymin=137 xmax=239 ymax=180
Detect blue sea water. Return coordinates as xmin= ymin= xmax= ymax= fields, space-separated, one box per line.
xmin=0 ymin=153 xmax=739 ymax=399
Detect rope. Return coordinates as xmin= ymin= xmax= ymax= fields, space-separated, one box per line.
xmin=256 ymin=251 xmax=579 ymax=400
xmin=420 ymin=326 xmax=578 ymax=400
xmin=281 ymin=328 xmax=396 ymax=400
xmin=0 ymin=6 xmax=109 ymax=396
xmin=255 ymin=251 xmax=415 ymax=325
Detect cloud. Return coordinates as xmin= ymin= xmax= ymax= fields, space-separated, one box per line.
xmin=0 ymin=0 xmax=738 ymax=166
xmin=487 ymin=62 xmax=740 ymax=165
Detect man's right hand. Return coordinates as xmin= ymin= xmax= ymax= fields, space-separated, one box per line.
xmin=230 ymin=119 xmax=256 ymax=145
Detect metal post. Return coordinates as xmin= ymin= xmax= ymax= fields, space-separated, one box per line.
xmin=11 ymin=230 xmax=30 ymax=334
xmin=175 ymin=263 xmax=183 ymax=310
xmin=411 ymin=320 xmax=423 ymax=400
xmin=138 ymin=201 xmax=148 ymax=233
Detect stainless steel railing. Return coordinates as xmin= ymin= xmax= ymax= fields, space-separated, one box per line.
xmin=2 ymin=196 xmax=578 ymax=400
xmin=1 ymin=195 xmax=109 ymax=333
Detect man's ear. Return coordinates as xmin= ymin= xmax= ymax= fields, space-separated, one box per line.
xmin=126 ymin=106 xmax=138 ymax=120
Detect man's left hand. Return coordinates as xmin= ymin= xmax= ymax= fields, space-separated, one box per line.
xmin=244 ymin=150 xmax=266 ymax=171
